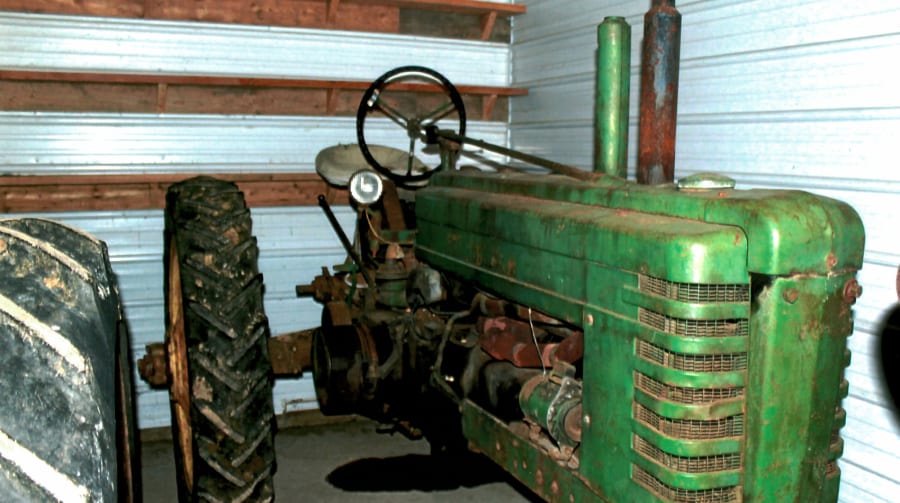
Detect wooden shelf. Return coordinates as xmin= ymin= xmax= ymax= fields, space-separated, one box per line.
xmin=0 ymin=70 xmax=527 ymax=120
xmin=0 ymin=0 xmax=526 ymax=40
xmin=0 ymin=174 xmax=348 ymax=213
xmin=0 ymin=1 xmax=528 ymax=213
xmin=329 ymin=0 xmax=526 ymax=39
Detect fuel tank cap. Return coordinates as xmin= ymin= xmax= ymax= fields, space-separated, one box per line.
xmin=677 ymin=172 xmax=736 ymax=191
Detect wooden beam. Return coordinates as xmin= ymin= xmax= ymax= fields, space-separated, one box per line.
xmin=0 ymin=174 xmax=348 ymax=213
xmin=0 ymin=71 xmax=527 ymax=97
xmin=156 ymin=83 xmax=168 ymax=113
xmin=343 ymin=0 xmax=526 ymax=16
xmin=0 ymin=0 xmax=524 ymax=17
xmin=479 ymin=11 xmax=497 ymax=41
xmin=0 ymin=0 xmax=522 ymax=39
xmin=326 ymin=88 xmax=341 ymax=115
xmin=481 ymin=93 xmax=498 ymax=121
xmin=326 ymin=0 xmax=341 ymax=25
xmin=146 ymin=0 xmax=399 ymax=33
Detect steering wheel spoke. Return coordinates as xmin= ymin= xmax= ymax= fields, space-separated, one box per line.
xmin=421 ymin=100 xmax=458 ymax=127
xmin=371 ymin=97 xmax=410 ymax=130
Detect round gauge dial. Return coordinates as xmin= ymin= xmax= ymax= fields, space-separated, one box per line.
xmin=349 ymin=170 xmax=384 ymax=205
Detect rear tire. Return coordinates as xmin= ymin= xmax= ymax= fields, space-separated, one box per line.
xmin=0 ymin=218 xmax=130 ymax=501
xmin=164 ymin=176 xmax=276 ymax=502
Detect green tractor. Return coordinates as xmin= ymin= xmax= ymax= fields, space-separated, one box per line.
xmin=301 ymin=11 xmax=863 ymax=503
xmin=153 ymin=3 xmax=864 ymax=502
xmin=301 ymin=69 xmax=862 ymax=503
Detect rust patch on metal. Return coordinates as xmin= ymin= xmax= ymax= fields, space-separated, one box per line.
xmin=553 ymin=331 xmax=584 ymax=364
xmin=478 ymin=316 xmax=583 ymax=368
xmin=478 ymin=316 xmax=551 ymax=368
xmin=506 ymin=258 xmax=517 ymax=276
xmin=842 ymin=279 xmax=862 ymax=305
xmin=637 ymin=0 xmax=681 ymax=185
xmin=137 ymin=342 xmax=168 ymax=387
xmin=269 ymin=329 xmax=314 ymax=376
xmin=782 ymin=288 xmax=800 ymax=304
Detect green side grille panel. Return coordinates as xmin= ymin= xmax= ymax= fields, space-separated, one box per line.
xmin=631 ymin=275 xmax=749 ymax=501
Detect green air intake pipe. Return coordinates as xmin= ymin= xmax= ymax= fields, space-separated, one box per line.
xmin=594 ymin=16 xmax=631 ymax=178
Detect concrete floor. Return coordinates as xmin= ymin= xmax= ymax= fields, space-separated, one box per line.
xmin=141 ymin=418 xmax=540 ymax=502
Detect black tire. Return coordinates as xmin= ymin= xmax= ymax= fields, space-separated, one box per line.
xmin=0 ymin=218 xmax=130 ymax=501
xmin=164 ymin=176 xmax=276 ymax=502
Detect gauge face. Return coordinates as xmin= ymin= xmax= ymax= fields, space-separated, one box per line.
xmin=349 ymin=170 xmax=384 ymax=205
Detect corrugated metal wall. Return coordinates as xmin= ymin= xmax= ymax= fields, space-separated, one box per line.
xmin=510 ymin=0 xmax=899 ymax=501
xmin=0 ymin=12 xmax=510 ymax=429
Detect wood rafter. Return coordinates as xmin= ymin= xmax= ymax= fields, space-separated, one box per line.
xmin=0 ymin=174 xmax=348 ymax=213
xmin=0 ymin=70 xmax=526 ymax=97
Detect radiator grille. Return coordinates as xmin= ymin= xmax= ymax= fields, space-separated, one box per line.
xmin=633 ymin=465 xmax=741 ymax=503
xmin=635 ymin=372 xmax=743 ymax=405
xmin=639 ymin=275 xmax=750 ymax=303
xmin=639 ymin=309 xmax=749 ymax=338
xmin=634 ymin=435 xmax=742 ymax=473
xmin=637 ymin=340 xmax=748 ymax=372
xmin=635 ymin=403 xmax=744 ymax=440
xmin=632 ymin=276 xmax=748 ymax=501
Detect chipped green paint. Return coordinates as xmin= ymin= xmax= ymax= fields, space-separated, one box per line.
xmin=417 ymin=170 xmax=863 ymax=502
xmin=424 ymin=171 xmax=864 ymax=275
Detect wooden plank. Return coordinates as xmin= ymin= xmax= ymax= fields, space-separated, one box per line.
xmin=0 ymin=0 xmax=143 ymax=17
xmin=0 ymin=0 xmax=521 ymax=40
xmin=0 ymin=78 xmax=512 ymax=118
xmin=143 ymin=0 xmax=399 ymax=32
xmin=165 ymin=86 xmax=329 ymax=115
xmin=0 ymin=0 xmax=523 ymax=19
xmin=0 ymin=71 xmax=528 ymax=97
xmin=343 ymin=0 xmax=526 ymax=16
xmin=0 ymin=174 xmax=348 ymax=213
xmin=0 ymin=80 xmax=157 ymax=112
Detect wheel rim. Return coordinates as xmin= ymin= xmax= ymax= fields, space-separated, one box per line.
xmin=165 ymin=238 xmax=194 ymax=495
xmin=116 ymin=319 xmax=139 ymax=502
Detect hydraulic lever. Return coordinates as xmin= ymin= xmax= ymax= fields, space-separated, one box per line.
xmin=317 ymin=194 xmax=373 ymax=287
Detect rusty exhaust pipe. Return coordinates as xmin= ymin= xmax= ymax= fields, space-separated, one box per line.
xmin=637 ymin=0 xmax=681 ymax=184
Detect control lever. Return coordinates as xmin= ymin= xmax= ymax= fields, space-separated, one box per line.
xmin=317 ymin=194 xmax=373 ymax=287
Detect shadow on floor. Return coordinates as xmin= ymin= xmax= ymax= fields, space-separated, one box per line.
xmin=327 ymin=452 xmax=542 ymax=500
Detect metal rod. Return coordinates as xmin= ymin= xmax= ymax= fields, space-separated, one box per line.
xmin=595 ymin=16 xmax=631 ymax=178
xmin=316 ymin=194 xmax=373 ymax=287
xmin=436 ymin=131 xmax=599 ymax=181
xmin=637 ymin=0 xmax=681 ymax=185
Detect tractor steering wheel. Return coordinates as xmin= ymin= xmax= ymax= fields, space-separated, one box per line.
xmin=356 ymin=66 xmax=467 ymax=185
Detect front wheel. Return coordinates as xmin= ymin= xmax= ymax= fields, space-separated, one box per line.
xmin=164 ymin=176 xmax=277 ymax=502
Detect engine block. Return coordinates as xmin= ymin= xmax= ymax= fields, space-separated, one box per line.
xmin=415 ymin=170 xmax=863 ymax=502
